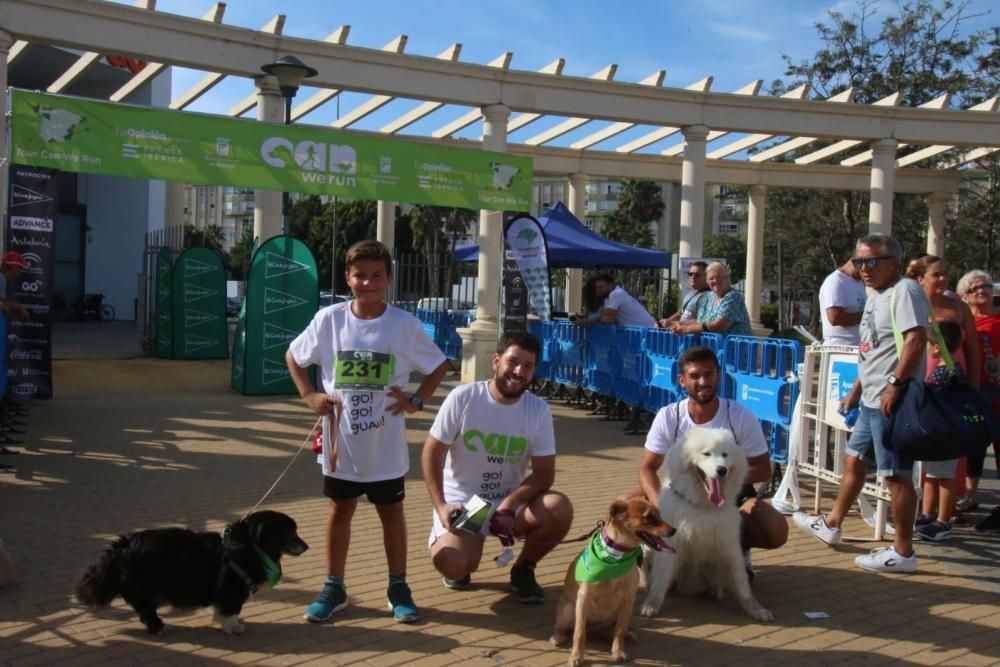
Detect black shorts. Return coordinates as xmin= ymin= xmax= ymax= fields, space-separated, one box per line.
xmin=323 ymin=475 xmax=405 ymax=505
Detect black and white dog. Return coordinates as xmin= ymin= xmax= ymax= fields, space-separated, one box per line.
xmin=75 ymin=510 xmax=308 ymax=635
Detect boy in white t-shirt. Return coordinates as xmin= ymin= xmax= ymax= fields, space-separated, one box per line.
xmin=421 ymin=331 xmax=574 ymax=604
xmin=286 ymin=240 xmax=448 ymax=625
xmin=637 ymin=346 xmax=789 ymax=575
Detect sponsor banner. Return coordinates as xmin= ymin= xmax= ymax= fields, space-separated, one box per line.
xmin=5 ymin=164 xmax=57 ymax=398
xmin=233 ymin=236 xmax=317 ymax=395
xmin=501 ymin=213 xmax=549 ymax=334
xmin=155 ymin=247 xmax=173 ymax=358
xmin=171 ymin=247 xmax=228 ymax=359
xmin=12 ymin=89 xmax=533 ymax=211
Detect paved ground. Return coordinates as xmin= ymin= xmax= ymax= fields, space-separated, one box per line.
xmin=0 ymin=323 xmax=998 ymax=666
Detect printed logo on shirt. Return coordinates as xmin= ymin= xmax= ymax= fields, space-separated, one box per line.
xmin=462 ymin=430 xmax=527 ymax=464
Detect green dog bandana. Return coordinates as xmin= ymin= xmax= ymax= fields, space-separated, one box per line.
xmin=574 ymin=530 xmax=640 ymax=583
xmin=255 ymin=547 xmax=282 ymax=587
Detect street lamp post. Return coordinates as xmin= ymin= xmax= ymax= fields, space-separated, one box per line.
xmin=261 ymin=55 xmax=317 ymax=235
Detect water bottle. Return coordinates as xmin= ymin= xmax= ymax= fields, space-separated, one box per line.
xmin=838 ymin=405 xmax=859 ymax=427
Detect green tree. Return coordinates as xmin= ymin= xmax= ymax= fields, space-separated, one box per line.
xmin=228 ymin=229 xmax=255 ymax=281
xmin=183 ymin=223 xmax=224 ymax=251
xmin=600 ymin=211 xmax=654 ymax=248
xmin=764 ymin=0 xmax=994 ymax=332
xmin=703 ymin=233 xmax=747 ymax=283
xmin=600 ymin=179 xmax=663 ymax=249
xmin=616 ymin=179 xmax=665 ymax=227
xmin=287 ymin=197 xmax=376 ymax=291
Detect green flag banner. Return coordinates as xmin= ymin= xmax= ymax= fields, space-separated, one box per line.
xmin=11 ymin=89 xmax=533 ymax=210
xmin=234 ymin=236 xmax=318 ymax=395
xmin=155 ymin=247 xmax=174 ymax=358
xmin=171 ymin=247 xmax=228 ymax=359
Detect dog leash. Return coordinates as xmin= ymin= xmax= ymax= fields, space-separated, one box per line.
xmin=243 ymin=398 xmax=342 ymax=518
xmin=491 ymin=519 xmax=605 ymax=547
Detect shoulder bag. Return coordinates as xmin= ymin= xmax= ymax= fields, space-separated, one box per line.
xmin=882 ymin=286 xmax=1000 ymax=461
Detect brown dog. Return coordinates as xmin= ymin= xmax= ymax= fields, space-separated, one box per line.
xmin=550 ymin=498 xmax=674 ymax=666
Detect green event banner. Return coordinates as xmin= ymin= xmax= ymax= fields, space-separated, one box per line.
xmin=171 ymin=247 xmax=228 ymax=360
xmin=155 ymin=247 xmax=174 ymax=358
xmin=11 ymin=89 xmax=534 ymax=210
xmin=233 ymin=236 xmax=318 ymax=395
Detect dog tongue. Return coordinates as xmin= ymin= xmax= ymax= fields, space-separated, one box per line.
xmin=708 ymin=477 xmax=726 ymax=508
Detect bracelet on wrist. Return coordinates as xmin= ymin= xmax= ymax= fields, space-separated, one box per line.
xmin=495 ymin=508 xmax=516 ymax=517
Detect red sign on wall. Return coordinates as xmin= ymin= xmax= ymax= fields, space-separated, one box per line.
xmin=105 ymin=55 xmax=147 ymax=74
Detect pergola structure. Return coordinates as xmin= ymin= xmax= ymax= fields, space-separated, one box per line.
xmin=2 ymin=0 xmax=999 ymax=381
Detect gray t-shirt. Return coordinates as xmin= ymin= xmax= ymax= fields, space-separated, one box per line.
xmin=857 ymin=277 xmax=928 ymax=409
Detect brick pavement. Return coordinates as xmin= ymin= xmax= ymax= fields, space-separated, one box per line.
xmin=0 ymin=354 xmax=998 ymax=666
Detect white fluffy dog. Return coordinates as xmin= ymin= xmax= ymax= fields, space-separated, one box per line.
xmin=639 ymin=426 xmax=772 ymax=622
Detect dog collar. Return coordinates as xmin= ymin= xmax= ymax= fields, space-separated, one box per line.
xmin=599 ymin=527 xmax=634 ymax=556
xmin=668 ymin=484 xmax=690 ymax=504
xmin=255 ymin=546 xmax=282 ymax=587
xmin=574 ymin=530 xmax=640 ymax=583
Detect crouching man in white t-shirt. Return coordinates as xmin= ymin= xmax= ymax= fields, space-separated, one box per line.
xmin=422 ymin=331 xmax=574 ymax=604
xmin=637 ymin=346 xmax=788 ymax=578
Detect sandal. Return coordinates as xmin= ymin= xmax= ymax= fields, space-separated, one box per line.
xmin=956 ymin=496 xmax=980 ymax=513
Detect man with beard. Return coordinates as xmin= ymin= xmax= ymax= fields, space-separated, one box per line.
xmin=637 ymin=346 xmax=788 ymax=574
xmin=421 ymin=331 xmax=573 ymax=603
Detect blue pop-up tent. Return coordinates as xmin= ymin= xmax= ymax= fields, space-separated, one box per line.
xmin=453 ymin=201 xmax=671 ymax=269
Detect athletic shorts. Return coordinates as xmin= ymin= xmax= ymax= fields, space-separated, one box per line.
xmin=323 ymin=475 xmax=405 ymax=505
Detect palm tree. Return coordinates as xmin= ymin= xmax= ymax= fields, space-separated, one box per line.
xmin=410 ymin=205 xmax=449 ymax=297
xmin=443 ymin=208 xmax=476 ymax=302
xmin=616 ymin=179 xmax=665 ymax=231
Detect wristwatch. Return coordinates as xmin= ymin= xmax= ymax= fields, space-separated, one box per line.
xmin=409 ymin=395 xmax=424 ymax=411
xmin=887 ymin=374 xmax=906 ymax=387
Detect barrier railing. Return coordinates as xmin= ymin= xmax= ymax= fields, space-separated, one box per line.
xmin=721 ymin=336 xmax=803 ymax=464
xmin=424 ymin=313 xmax=806 ymax=467
xmin=779 ymin=344 xmax=891 ymax=539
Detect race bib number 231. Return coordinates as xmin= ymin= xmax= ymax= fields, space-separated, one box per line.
xmin=333 ymin=350 xmax=395 ymax=390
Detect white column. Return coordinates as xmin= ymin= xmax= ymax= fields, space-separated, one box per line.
xmin=679 ymin=125 xmax=709 ymax=259
xmin=926 ymin=192 xmax=949 ymax=257
xmin=746 ymin=185 xmax=769 ymax=334
xmin=376 ymin=201 xmax=396 ymax=253
xmin=460 ymin=104 xmax=510 ymax=382
xmin=565 ymin=173 xmax=587 ymax=315
xmin=0 ymin=30 xmax=12 ymax=253
xmin=164 ymin=181 xmax=186 ymax=249
xmin=254 ymin=75 xmax=284 ymax=242
xmin=868 ymin=138 xmax=898 ymax=236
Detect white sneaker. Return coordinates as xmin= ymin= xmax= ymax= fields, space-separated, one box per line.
xmin=855 ymin=546 xmax=917 ymax=573
xmin=792 ymin=512 xmax=842 ymax=546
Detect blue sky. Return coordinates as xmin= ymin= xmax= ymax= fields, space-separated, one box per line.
xmin=109 ymin=0 xmax=996 ymax=153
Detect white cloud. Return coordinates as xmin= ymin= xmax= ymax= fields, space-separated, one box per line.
xmin=709 ymin=23 xmax=776 ymax=42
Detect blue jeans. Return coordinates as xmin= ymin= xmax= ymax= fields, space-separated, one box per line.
xmin=845 ymin=405 xmax=914 ymax=478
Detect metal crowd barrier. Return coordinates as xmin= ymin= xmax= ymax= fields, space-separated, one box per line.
xmin=784 ymin=343 xmax=891 ymax=539
xmin=421 ymin=312 xmax=807 ymax=466
xmin=721 ymin=335 xmax=803 ymax=464
xmin=416 ymin=309 xmax=472 ymax=361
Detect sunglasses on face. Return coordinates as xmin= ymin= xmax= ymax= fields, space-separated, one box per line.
xmin=967 ymin=284 xmax=991 ymax=294
xmin=687 ymin=272 xmax=702 ymax=278
xmin=851 ymin=255 xmax=893 ymax=270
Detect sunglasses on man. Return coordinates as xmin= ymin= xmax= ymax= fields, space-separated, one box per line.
xmin=850 ymin=255 xmax=893 ymax=270
xmin=687 ymin=272 xmax=702 ymax=278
